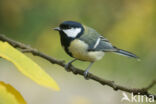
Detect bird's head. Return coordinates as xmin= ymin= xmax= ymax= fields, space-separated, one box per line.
xmin=54 ymin=21 xmax=84 ymax=38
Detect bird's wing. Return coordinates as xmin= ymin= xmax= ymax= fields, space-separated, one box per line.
xmin=79 ymin=26 xmax=117 ymax=52
xmin=94 ymin=36 xmax=117 ymax=52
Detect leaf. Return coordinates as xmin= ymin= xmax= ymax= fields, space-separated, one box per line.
xmin=0 ymin=81 xmax=27 ymax=104
xmin=0 ymin=41 xmax=60 ymax=91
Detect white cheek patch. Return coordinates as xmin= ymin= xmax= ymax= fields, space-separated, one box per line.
xmin=63 ymin=28 xmax=81 ymax=38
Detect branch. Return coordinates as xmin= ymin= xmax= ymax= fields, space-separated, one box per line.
xmin=0 ymin=34 xmax=155 ymax=99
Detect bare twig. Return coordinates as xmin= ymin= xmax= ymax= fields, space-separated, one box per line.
xmin=0 ymin=34 xmax=155 ymax=99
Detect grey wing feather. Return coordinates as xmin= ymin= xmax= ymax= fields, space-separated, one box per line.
xmin=95 ymin=40 xmax=117 ymax=52
xmin=79 ymin=26 xmax=117 ymax=52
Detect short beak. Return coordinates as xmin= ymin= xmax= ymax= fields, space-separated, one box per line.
xmin=53 ymin=27 xmax=61 ymax=31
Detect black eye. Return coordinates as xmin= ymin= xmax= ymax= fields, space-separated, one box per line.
xmin=60 ymin=24 xmax=71 ymax=29
xmin=65 ymin=25 xmax=71 ymax=29
xmin=68 ymin=26 xmax=71 ymax=29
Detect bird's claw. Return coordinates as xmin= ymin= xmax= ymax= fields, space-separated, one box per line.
xmin=83 ymin=71 xmax=89 ymax=80
xmin=64 ymin=63 xmax=71 ymax=72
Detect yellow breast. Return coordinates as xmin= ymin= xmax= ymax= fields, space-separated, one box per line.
xmin=68 ymin=39 xmax=104 ymax=62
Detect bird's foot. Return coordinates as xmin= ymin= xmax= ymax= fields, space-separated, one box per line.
xmin=64 ymin=59 xmax=77 ymax=72
xmin=64 ymin=63 xmax=72 ymax=72
xmin=83 ymin=62 xmax=94 ymax=80
xmin=83 ymin=71 xmax=89 ymax=80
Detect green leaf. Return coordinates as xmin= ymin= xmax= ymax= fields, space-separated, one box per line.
xmin=0 ymin=41 xmax=60 ymax=91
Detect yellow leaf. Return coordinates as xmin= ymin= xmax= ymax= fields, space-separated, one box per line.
xmin=0 ymin=81 xmax=27 ymax=104
xmin=0 ymin=41 xmax=60 ymax=91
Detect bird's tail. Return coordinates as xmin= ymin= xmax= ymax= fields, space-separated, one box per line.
xmin=114 ymin=48 xmax=139 ymax=59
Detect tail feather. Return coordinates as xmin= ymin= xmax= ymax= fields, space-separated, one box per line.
xmin=114 ymin=49 xmax=139 ymax=59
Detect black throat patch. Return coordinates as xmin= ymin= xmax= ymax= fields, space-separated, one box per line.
xmin=59 ymin=31 xmax=73 ymax=57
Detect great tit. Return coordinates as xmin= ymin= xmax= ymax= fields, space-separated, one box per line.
xmin=54 ymin=21 xmax=138 ymax=78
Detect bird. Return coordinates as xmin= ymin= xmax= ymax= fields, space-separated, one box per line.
xmin=53 ymin=21 xmax=139 ymax=78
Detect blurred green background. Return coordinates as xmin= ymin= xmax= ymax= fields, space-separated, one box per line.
xmin=0 ymin=0 xmax=156 ymax=104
